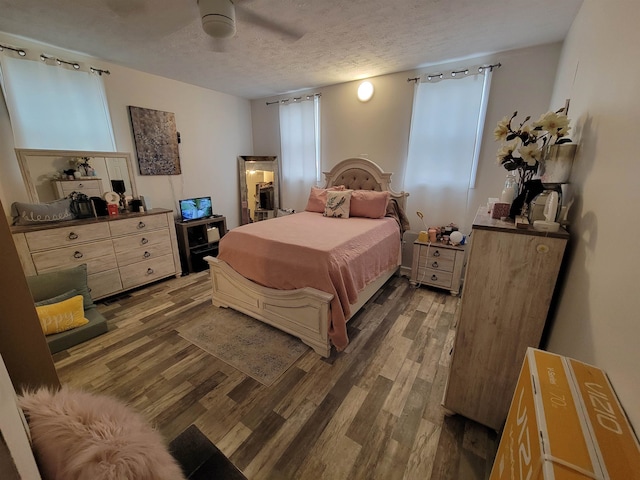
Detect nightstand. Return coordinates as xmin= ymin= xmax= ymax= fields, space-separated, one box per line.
xmin=410 ymin=240 xmax=466 ymax=295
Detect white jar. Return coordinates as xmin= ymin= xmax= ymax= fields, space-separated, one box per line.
xmin=500 ymin=173 xmax=517 ymax=204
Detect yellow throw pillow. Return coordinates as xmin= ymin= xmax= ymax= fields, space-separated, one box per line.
xmin=36 ymin=295 xmax=89 ymax=335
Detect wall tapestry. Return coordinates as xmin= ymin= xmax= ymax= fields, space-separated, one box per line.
xmin=128 ymin=106 xmax=181 ymax=175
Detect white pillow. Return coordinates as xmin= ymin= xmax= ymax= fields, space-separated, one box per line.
xmin=323 ymin=190 xmax=352 ymax=218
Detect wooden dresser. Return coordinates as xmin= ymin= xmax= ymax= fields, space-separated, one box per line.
xmin=442 ymin=208 xmax=569 ymax=430
xmin=12 ymin=209 xmax=181 ymax=300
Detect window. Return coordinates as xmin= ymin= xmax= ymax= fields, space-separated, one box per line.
xmin=279 ymin=95 xmax=321 ymax=211
xmin=403 ymin=70 xmax=492 ymax=229
xmin=0 ymin=55 xmax=115 ymax=151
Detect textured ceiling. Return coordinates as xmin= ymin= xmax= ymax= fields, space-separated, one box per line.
xmin=0 ymin=0 xmax=583 ymax=100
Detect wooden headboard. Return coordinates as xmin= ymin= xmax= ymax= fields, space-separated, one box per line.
xmin=323 ymin=157 xmax=408 ymax=211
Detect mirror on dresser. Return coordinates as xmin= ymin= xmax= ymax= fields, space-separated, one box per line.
xmin=238 ymin=155 xmax=280 ymax=224
xmin=16 ymin=149 xmax=138 ymax=204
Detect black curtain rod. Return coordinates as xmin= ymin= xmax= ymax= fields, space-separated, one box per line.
xmin=266 ymin=92 xmax=321 ymax=106
xmin=407 ymin=62 xmax=501 ymax=83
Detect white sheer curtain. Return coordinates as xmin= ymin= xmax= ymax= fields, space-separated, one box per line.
xmin=279 ymin=96 xmax=321 ymax=212
xmin=0 ymin=55 xmax=115 ymax=151
xmin=403 ymin=71 xmax=492 ymax=231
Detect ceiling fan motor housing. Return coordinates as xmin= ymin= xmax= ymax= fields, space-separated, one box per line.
xmin=198 ymin=0 xmax=236 ymax=39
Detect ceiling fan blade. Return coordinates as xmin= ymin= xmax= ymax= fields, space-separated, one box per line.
xmin=106 ymin=0 xmax=148 ymax=17
xmin=236 ymin=6 xmax=305 ymax=40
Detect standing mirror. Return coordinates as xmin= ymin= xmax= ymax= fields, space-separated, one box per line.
xmin=16 ymin=149 xmax=138 ymax=204
xmin=238 ymin=156 xmax=279 ymax=224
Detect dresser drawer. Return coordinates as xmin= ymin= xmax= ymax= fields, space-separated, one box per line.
xmin=25 ymin=223 xmax=111 ymax=251
xmin=119 ymin=254 xmax=176 ymax=289
xmin=54 ymin=179 xmax=104 ymax=199
xmin=113 ymin=231 xmax=172 ymax=266
xmin=88 ymin=269 xmax=122 ymax=299
xmin=415 ymin=268 xmax=453 ymax=289
xmin=31 ymin=239 xmax=117 ymax=275
xmin=109 ymin=214 xmax=168 ymax=237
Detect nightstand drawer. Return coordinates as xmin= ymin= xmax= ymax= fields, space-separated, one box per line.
xmin=421 ymin=246 xmax=457 ymax=262
xmin=415 ymin=268 xmax=453 ymax=288
xmin=418 ymin=255 xmax=454 ymax=273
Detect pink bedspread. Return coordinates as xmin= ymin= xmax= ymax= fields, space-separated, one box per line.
xmin=217 ymin=211 xmax=401 ymax=350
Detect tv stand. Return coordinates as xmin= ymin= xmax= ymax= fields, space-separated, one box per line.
xmin=175 ymin=216 xmax=227 ymax=274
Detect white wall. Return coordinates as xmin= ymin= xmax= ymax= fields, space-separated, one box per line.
xmin=251 ymin=43 xmax=563 ymax=235
xmin=0 ymin=33 xmax=253 ymax=229
xmin=545 ymin=0 xmax=640 ymax=429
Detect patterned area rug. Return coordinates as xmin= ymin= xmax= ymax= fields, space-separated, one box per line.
xmin=177 ymin=307 xmax=309 ymax=386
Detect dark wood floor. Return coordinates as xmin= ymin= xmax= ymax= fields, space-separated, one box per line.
xmin=53 ymin=271 xmax=498 ymax=479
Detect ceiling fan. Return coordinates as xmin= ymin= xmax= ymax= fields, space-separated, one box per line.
xmin=197 ymin=0 xmax=304 ymax=40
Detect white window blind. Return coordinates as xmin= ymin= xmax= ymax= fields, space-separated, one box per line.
xmin=403 ymin=70 xmax=492 ymax=230
xmin=0 ymin=55 xmax=115 ymax=151
xmin=279 ymin=96 xmax=321 ymax=212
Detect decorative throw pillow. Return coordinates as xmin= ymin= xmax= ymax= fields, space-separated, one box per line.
xmin=304 ymin=186 xmax=345 ymax=213
xmin=18 ymin=386 xmax=187 ymax=480
xmin=26 ymin=264 xmax=95 ymax=310
xmin=36 ymin=295 xmax=89 ymax=335
xmin=323 ymin=190 xmax=352 ymax=218
xmin=11 ymin=199 xmax=74 ymax=226
xmin=349 ymin=190 xmax=390 ymax=218
xmin=34 ymin=289 xmax=79 ymax=307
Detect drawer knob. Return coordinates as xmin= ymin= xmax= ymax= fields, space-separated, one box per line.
xmin=146 ymin=268 xmax=154 ymax=275
xmin=431 ymin=261 xmax=439 ymax=268
xmin=143 ymin=251 xmax=151 ymax=258
xmin=78 ymin=183 xmax=84 ymax=188
xmin=431 ymin=274 xmax=438 ymax=281
xmin=433 ymin=250 xmax=441 ymax=257
xmin=137 ymin=221 xmax=146 ymax=229
xmin=68 ymin=232 xmax=78 ymax=240
xmin=141 ymin=237 xmax=149 ymax=245
xmin=73 ymin=251 xmax=83 ymax=259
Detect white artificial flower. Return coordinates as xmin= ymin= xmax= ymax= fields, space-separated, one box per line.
xmin=496 ymin=142 xmax=517 ymax=164
xmin=518 ymin=144 xmax=542 ymax=166
xmin=493 ymin=116 xmax=511 ymax=142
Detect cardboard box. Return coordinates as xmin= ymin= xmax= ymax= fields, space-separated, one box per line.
xmin=490 ymin=348 xmax=640 ymax=479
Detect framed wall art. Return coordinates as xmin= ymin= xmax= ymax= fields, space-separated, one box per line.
xmin=128 ymin=106 xmax=181 ymax=175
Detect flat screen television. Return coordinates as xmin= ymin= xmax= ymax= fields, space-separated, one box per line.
xmin=179 ymin=196 xmax=213 ymax=222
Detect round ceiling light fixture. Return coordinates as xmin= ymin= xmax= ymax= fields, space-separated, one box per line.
xmin=357 ymin=81 xmax=374 ymax=102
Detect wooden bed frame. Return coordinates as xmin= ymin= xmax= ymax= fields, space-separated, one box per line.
xmin=205 ymin=157 xmax=408 ymax=357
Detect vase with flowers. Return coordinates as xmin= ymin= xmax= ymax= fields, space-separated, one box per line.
xmin=71 ymin=156 xmax=93 ymax=177
xmin=494 ymin=108 xmax=573 ymax=193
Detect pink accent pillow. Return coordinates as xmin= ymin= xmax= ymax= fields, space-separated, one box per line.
xmin=349 ymin=190 xmax=390 ymax=218
xmin=19 ymin=386 xmax=186 ymax=480
xmin=304 ymin=186 xmax=345 ymax=213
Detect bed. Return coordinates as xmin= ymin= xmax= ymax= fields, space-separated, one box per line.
xmin=205 ymin=157 xmax=408 ymax=357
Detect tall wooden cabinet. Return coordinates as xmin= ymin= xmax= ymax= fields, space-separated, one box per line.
xmin=442 ymin=208 xmax=569 ymax=430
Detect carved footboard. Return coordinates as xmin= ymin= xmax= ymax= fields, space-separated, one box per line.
xmin=204 ymin=256 xmax=334 ymax=357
